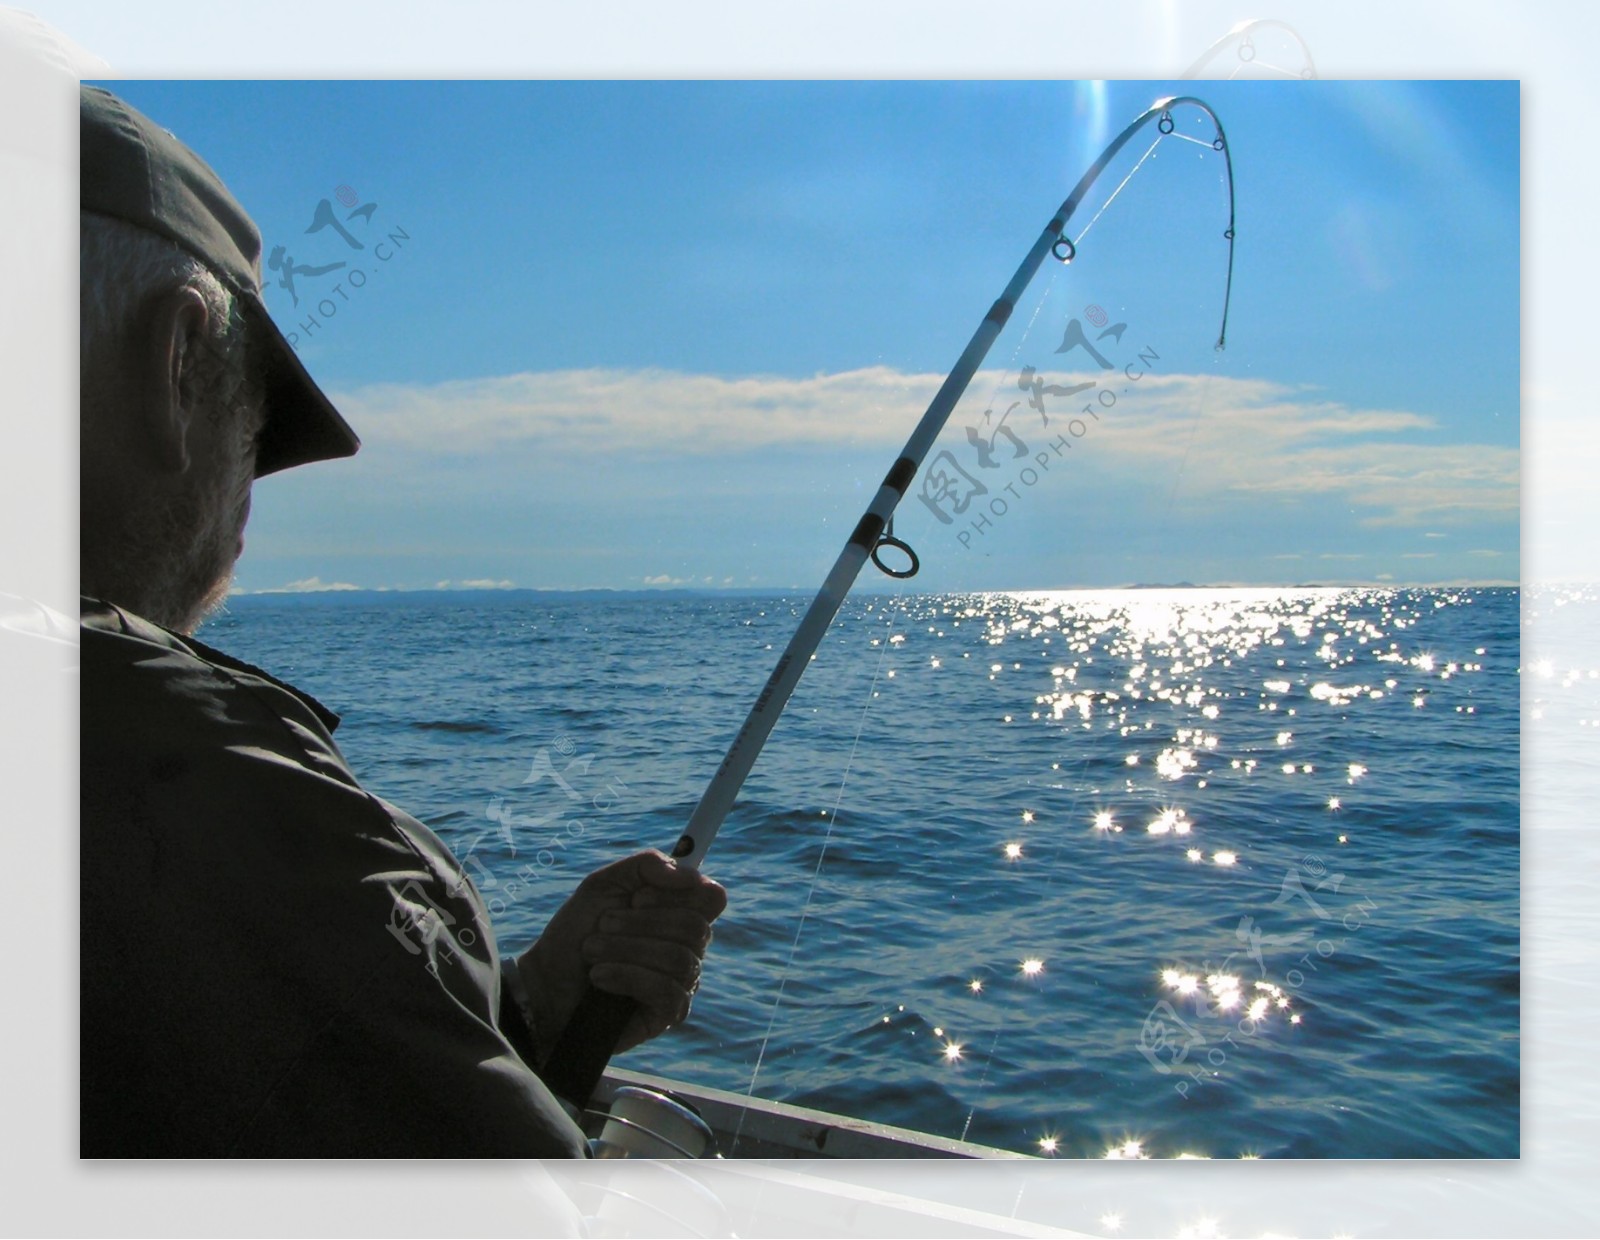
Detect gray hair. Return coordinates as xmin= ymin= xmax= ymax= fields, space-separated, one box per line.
xmin=80 ymin=211 xmax=262 ymax=438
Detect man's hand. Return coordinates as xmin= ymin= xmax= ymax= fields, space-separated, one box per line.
xmin=514 ymin=851 xmax=727 ymax=1064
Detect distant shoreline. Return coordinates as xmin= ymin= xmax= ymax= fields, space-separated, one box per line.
xmin=225 ymin=581 xmax=1523 ymax=604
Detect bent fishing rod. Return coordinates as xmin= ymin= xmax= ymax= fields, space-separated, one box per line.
xmin=541 ymin=95 xmax=1236 ymax=1114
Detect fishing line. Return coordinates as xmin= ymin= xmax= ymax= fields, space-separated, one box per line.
xmin=958 ymin=1027 xmax=1005 ymax=1143
xmin=1168 ymin=131 xmax=1223 ymax=150
xmin=1154 ymin=362 xmax=1228 ymax=530
xmin=730 ymin=601 xmax=899 ymax=1150
xmin=1072 ymin=135 xmax=1165 ymax=249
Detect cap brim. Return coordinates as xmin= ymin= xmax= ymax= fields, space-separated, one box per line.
xmin=243 ymin=291 xmax=361 ymax=478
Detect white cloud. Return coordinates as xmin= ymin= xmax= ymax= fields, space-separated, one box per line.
xmin=327 ymin=366 xmax=1518 ymax=529
xmin=1079 ymin=373 xmax=1517 ymax=526
xmin=643 ymin=574 xmax=691 ymax=585
xmin=252 ymin=576 xmax=362 ymax=593
xmin=331 ymin=366 xmax=939 ymax=456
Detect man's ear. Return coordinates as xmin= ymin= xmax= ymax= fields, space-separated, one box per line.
xmin=132 ymin=285 xmax=212 ymax=475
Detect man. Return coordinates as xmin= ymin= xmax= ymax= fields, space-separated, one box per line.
xmin=78 ymin=84 xmax=726 ymax=1157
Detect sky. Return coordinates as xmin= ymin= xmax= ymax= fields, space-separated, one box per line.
xmin=98 ymin=79 xmax=1519 ymax=593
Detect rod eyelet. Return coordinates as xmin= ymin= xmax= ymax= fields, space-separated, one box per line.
xmin=871 ymin=535 xmax=920 ymax=579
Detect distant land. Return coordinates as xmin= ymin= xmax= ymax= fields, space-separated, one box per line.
xmin=225 ymin=587 xmax=795 ymax=606
xmin=224 ymin=580 xmax=1516 ymax=606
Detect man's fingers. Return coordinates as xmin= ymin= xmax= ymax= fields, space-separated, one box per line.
xmin=589 ymin=961 xmax=696 ymax=1032
xmin=594 ymin=907 xmax=714 ymax=951
xmin=583 ymin=932 xmax=703 ymax=981
xmin=630 ymin=852 xmax=729 ymax=908
xmin=577 ymin=851 xmax=728 ymax=919
xmin=630 ymin=883 xmax=727 ymax=920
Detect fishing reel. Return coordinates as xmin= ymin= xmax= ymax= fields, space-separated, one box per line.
xmin=589 ymin=1085 xmax=715 ymax=1158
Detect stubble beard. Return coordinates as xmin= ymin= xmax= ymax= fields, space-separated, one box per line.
xmin=119 ymin=456 xmax=253 ymax=636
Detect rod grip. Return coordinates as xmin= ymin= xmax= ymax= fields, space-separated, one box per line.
xmin=538 ymin=983 xmax=636 ymax=1112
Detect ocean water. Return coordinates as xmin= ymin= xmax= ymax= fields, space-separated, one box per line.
xmin=208 ymin=585 xmax=1520 ymax=1159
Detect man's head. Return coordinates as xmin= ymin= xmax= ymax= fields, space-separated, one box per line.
xmin=79 ymin=86 xmax=359 ymax=634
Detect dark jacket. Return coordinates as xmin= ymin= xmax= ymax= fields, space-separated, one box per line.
xmin=79 ymin=598 xmax=588 ymax=1156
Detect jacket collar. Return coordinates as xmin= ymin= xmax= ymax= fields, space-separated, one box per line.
xmin=81 ymin=596 xmax=342 ymax=733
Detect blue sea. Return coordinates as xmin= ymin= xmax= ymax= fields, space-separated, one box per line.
xmin=208 ymin=585 xmax=1520 ymax=1159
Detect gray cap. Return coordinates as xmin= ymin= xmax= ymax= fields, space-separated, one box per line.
xmin=80 ymin=84 xmax=360 ymax=477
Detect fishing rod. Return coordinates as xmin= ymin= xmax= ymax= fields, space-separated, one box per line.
xmin=541 ymin=94 xmax=1237 ymax=1115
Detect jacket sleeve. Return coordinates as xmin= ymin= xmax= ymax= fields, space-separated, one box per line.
xmin=80 ymin=612 xmax=589 ymax=1157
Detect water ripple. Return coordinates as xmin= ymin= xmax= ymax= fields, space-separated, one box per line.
xmin=213 ymin=584 xmax=1520 ymax=1157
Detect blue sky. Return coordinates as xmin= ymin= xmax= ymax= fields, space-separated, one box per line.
xmin=104 ymin=79 xmax=1520 ymax=593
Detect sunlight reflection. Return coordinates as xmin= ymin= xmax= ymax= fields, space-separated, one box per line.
xmin=877 ymin=585 xmax=1494 ymax=1153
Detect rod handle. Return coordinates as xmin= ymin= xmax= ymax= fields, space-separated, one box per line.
xmin=539 ymin=984 xmax=636 ymax=1112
